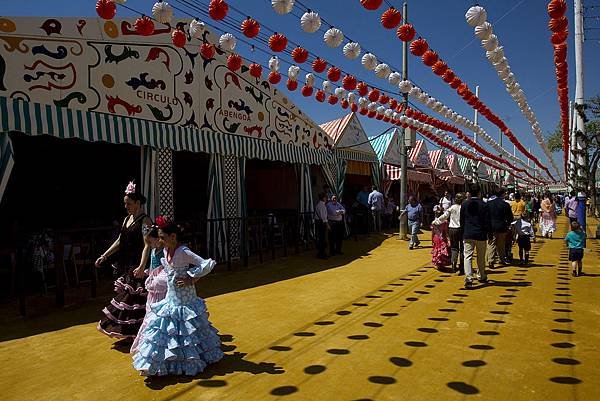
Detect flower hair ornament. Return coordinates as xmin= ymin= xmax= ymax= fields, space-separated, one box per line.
xmin=125 ymin=181 xmax=136 ymax=195
xmin=155 ymin=215 xmax=169 ymax=229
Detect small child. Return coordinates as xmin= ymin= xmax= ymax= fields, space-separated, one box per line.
xmin=130 ymin=223 xmax=168 ymax=354
xmin=430 ymin=206 xmax=450 ymax=270
xmin=512 ymin=212 xmax=535 ymax=265
xmin=565 ymin=221 xmax=586 ymax=276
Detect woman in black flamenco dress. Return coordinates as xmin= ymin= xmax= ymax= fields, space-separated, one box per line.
xmin=96 ymin=182 xmax=152 ymax=340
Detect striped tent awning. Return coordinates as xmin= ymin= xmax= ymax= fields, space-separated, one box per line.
xmin=0 ymin=132 xmax=14 ymax=204
xmin=334 ymin=148 xmax=378 ymax=163
xmin=0 ymin=97 xmax=333 ymax=165
xmin=384 ymin=164 xmax=432 ymax=183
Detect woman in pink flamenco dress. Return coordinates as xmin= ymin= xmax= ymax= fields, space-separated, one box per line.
xmin=431 ymin=206 xmax=451 ymax=270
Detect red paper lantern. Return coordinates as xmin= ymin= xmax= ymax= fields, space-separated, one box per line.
xmin=381 ymin=7 xmax=402 ymax=29
xmin=291 ymin=47 xmax=309 ymax=63
xmin=389 ymin=99 xmax=398 ymax=109
xmin=315 ymin=90 xmax=326 ymax=102
xmin=249 ymin=63 xmax=263 ymax=79
xmin=357 ymin=82 xmax=369 ymax=96
xmin=209 ymin=0 xmax=229 ymax=20
xmin=241 ymin=17 xmax=260 ymax=38
xmin=359 ymin=107 xmax=368 ymax=115
xmin=351 ymin=103 xmax=358 ymax=112
xmin=547 ymin=0 xmax=567 ymax=19
xmin=548 ymin=16 xmax=568 ymax=33
xmin=327 ymin=67 xmax=341 ymax=82
xmin=442 ymin=69 xmax=455 ymax=83
xmin=286 ymin=79 xmax=298 ymax=91
xmin=268 ymin=71 xmax=281 ymax=84
xmin=422 ymin=50 xmax=439 ymax=67
xmin=200 ymin=43 xmax=215 ymax=59
xmin=134 ymin=16 xmax=154 ymax=36
xmin=409 ymin=38 xmax=429 ymax=56
xmin=379 ymin=94 xmax=390 ymax=104
xmin=171 ymin=29 xmax=186 ymax=48
xmin=405 ymin=108 xmax=414 ymax=117
xmin=554 ymin=43 xmax=567 ymax=59
xmin=368 ymin=110 xmax=377 ymax=118
xmin=342 ymin=74 xmax=357 ymax=91
xmin=368 ymin=89 xmax=380 ymax=102
xmin=361 ymin=0 xmax=383 ymax=11
xmin=551 ymin=30 xmax=568 ymax=45
xmin=312 ymin=58 xmax=327 ymax=73
xmin=328 ymin=95 xmax=339 ymax=105
xmin=450 ymin=77 xmax=462 ymax=89
xmin=301 ymin=85 xmax=313 ymax=97
xmin=227 ymin=53 xmax=242 ymax=71
xmin=396 ymin=23 xmax=416 ymax=42
xmin=432 ymin=60 xmax=448 ymax=76
xmin=96 ymin=0 xmax=116 ymax=20
xmin=341 ymin=99 xmax=349 ymax=109
xmin=268 ymin=33 xmax=288 ymax=52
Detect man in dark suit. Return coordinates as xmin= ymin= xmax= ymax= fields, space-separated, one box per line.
xmin=486 ymin=188 xmax=514 ymax=268
xmin=460 ymin=183 xmax=491 ymax=289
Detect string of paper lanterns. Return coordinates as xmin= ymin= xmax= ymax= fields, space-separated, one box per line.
xmin=546 ymin=0 xmax=570 ymax=176
xmin=464 ymin=5 xmax=561 ymax=180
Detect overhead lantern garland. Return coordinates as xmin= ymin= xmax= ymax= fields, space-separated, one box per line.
xmin=464 ymin=5 xmax=561 ymax=180
xmin=546 ymin=0 xmax=570 ymax=176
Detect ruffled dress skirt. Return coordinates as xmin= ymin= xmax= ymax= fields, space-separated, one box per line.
xmin=132 ymin=295 xmax=223 ymax=376
xmin=98 ymin=270 xmax=148 ymax=338
xmin=432 ymin=234 xmax=451 ymax=268
xmin=130 ymin=267 xmax=168 ymax=353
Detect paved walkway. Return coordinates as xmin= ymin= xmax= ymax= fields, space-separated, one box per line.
xmin=1 ymin=218 xmax=599 ymax=401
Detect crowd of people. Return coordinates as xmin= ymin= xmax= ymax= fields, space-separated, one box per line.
xmin=423 ymin=184 xmax=587 ymax=288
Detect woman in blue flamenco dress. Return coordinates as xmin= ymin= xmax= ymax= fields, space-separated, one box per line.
xmin=132 ymin=221 xmax=223 ymax=376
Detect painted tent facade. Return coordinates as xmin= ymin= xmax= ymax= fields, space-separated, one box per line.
xmin=0 ymin=17 xmax=333 ymax=206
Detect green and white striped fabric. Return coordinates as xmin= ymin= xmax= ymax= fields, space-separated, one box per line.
xmin=371 ymin=161 xmax=382 ymax=190
xmin=0 ymin=97 xmax=333 ymax=165
xmin=140 ymin=146 xmax=158 ymax=219
xmin=298 ymin=163 xmax=314 ymax=214
xmin=207 ymin=154 xmax=226 ymax=261
xmin=0 ymin=133 xmax=14 ymax=204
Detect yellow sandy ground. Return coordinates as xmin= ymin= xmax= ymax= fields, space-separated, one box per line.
xmin=1 ymin=218 xmax=599 ymax=401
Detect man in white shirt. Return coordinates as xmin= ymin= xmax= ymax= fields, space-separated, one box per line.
xmin=314 ymin=193 xmax=328 ymax=259
xmin=327 ymin=195 xmax=346 ymax=255
xmin=368 ymin=186 xmax=384 ymax=232
xmin=439 ymin=191 xmax=452 ymax=211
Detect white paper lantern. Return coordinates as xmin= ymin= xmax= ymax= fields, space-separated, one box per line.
xmin=348 ymin=92 xmax=356 ymax=103
xmin=385 ymin=109 xmax=394 ymax=118
xmin=288 ymin=65 xmax=300 ymax=80
xmin=418 ymin=92 xmax=429 ymax=103
xmin=482 ymin=34 xmax=498 ymax=51
xmin=322 ymin=80 xmax=333 ymax=93
xmin=219 ymin=33 xmax=237 ymax=51
xmin=398 ymin=80 xmax=412 ymax=93
xmin=392 ymin=112 xmax=399 ymax=120
xmin=152 ymin=1 xmax=173 ymax=24
xmin=374 ymin=63 xmax=391 ymax=79
xmin=335 ymin=87 xmax=347 ymax=98
xmin=408 ymin=86 xmax=421 ymax=98
xmin=361 ymin=53 xmax=378 ymax=71
xmin=272 ymin=0 xmax=294 ymax=15
xmin=324 ymin=27 xmax=344 ymax=48
xmin=466 ymin=5 xmax=487 ymax=27
xmin=388 ymin=72 xmax=401 ymax=86
xmin=377 ymin=106 xmax=386 ymax=115
xmin=301 ymin=11 xmax=321 ymax=33
xmin=426 ymin=97 xmax=436 ymax=108
xmin=399 ymin=115 xmax=407 ymax=123
xmin=189 ymin=19 xmax=206 ymax=39
xmin=343 ymin=42 xmax=361 ymax=59
xmin=268 ymin=56 xmax=280 ymax=72
xmin=305 ymin=73 xmax=315 ymax=87
xmin=368 ymin=102 xmax=378 ymax=111
xmin=358 ymin=97 xmax=368 ymax=108
xmin=474 ymin=21 xmax=493 ymax=40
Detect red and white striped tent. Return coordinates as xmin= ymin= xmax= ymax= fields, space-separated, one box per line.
xmin=408 ymin=140 xmax=433 ymax=168
xmin=319 ymin=113 xmax=377 ymax=159
xmin=446 ymin=155 xmax=464 ymax=177
xmin=429 ymin=149 xmax=452 ymax=177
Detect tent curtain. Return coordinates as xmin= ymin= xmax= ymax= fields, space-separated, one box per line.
xmin=0 ymin=133 xmax=14 ymax=205
xmin=297 ymin=163 xmax=314 ymax=242
xmin=321 ymin=157 xmax=347 ymax=198
xmin=207 ymin=154 xmax=227 ymax=261
xmin=371 ymin=161 xmax=382 ymax=190
xmin=140 ymin=146 xmax=158 ymax=219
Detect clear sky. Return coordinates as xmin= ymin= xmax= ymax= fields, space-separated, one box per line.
xmin=3 ymin=0 xmax=600 ymax=177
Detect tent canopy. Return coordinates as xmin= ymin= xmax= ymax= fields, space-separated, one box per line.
xmin=320 ymin=113 xmax=378 ymax=162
